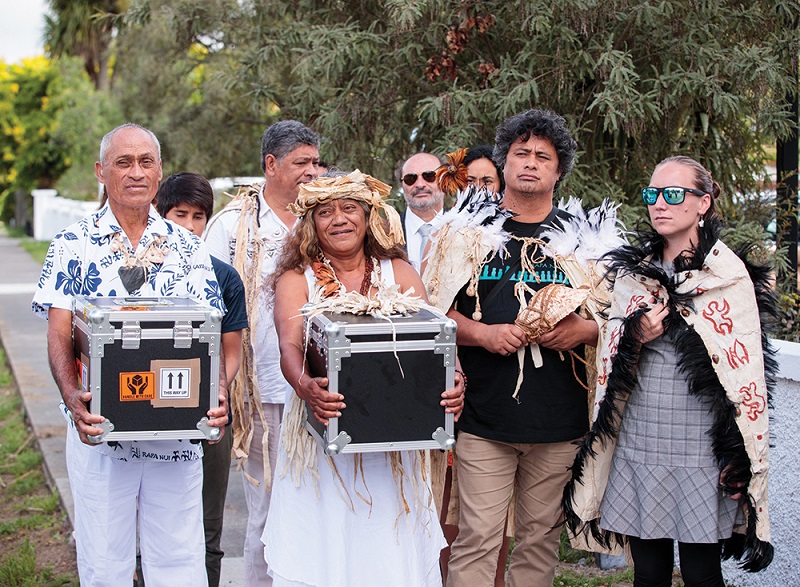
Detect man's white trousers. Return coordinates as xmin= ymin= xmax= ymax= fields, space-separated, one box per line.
xmin=66 ymin=429 xmax=207 ymax=587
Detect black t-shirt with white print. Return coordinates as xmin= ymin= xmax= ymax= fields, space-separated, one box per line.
xmin=454 ymin=213 xmax=589 ymax=444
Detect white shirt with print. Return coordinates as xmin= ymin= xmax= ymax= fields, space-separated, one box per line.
xmin=32 ymin=203 xmax=226 ymax=462
xmin=204 ymin=183 xmax=294 ymax=404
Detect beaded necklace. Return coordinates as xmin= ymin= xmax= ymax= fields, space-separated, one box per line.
xmin=311 ymin=255 xmax=377 ymax=299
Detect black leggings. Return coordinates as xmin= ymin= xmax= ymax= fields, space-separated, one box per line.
xmin=628 ymin=536 xmax=725 ymax=587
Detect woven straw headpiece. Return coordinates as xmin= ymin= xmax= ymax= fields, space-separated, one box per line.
xmin=289 ymin=169 xmax=405 ymax=249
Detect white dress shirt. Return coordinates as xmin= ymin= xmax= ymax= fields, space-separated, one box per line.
xmin=404 ymin=209 xmax=443 ymax=272
xmin=204 ymin=183 xmax=295 ymax=404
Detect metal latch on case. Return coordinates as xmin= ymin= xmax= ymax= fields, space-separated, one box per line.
xmin=121 ymin=321 xmax=141 ymax=349
xmin=173 ymin=321 xmax=193 ymax=348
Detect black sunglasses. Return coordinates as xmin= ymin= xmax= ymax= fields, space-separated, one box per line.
xmin=402 ymin=171 xmax=437 ymax=186
xmin=642 ymin=186 xmax=706 ymax=206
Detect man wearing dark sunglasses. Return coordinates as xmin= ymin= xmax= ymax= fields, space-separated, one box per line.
xmin=398 ymin=152 xmax=445 ymax=271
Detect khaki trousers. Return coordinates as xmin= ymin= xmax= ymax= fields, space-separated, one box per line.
xmin=446 ymin=432 xmax=579 ymax=587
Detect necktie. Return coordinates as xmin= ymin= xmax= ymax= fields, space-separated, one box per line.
xmin=418 ymin=222 xmax=433 ymax=268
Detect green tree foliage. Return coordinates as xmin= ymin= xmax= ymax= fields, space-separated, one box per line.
xmin=44 ymin=0 xmax=126 ymax=91
xmin=108 ymin=1 xmax=269 ymax=178
xmin=50 ymin=59 xmax=123 ymax=199
xmin=219 ymin=0 xmax=799 ymax=210
xmin=0 ymin=56 xmax=121 ymax=222
xmin=108 ymin=1 xmax=799 ymax=207
xmin=0 ymin=57 xmax=68 ymax=222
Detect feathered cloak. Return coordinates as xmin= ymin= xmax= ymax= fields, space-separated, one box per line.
xmin=563 ymin=218 xmax=777 ymax=572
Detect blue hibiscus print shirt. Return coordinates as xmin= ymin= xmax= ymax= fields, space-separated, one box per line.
xmin=32 ymin=203 xmax=226 ymax=462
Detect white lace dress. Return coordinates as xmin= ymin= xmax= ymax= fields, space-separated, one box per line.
xmin=262 ymin=259 xmax=446 ymax=587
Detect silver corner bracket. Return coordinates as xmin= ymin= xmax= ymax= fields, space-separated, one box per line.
xmin=434 ymin=319 xmax=457 ymax=367
xmin=324 ymin=322 xmax=351 ymax=372
xmin=197 ymin=417 xmax=221 ymax=441
xmin=433 ymin=427 xmax=456 ymax=451
xmin=88 ymin=420 xmax=115 ymax=444
xmin=324 ymin=431 xmax=352 ymax=456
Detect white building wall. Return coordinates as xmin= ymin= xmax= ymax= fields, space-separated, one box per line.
xmin=32 ymin=190 xmax=98 ymax=241
xmin=722 ymin=339 xmax=800 ymax=586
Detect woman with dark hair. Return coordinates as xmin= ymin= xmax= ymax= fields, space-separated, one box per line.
xmin=564 ymin=156 xmax=776 ymax=586
xmin=463 ymin=145 xmax=505 ymax=195
xmin=262 ymin=170 xmax=465 ymax=587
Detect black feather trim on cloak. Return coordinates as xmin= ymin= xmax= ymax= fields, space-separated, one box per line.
xmin=562 ymin=216 xmax=777 ymax=572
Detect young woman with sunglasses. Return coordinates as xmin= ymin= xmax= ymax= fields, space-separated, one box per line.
xmin=564 ymin=156 xmax=776 ymax=586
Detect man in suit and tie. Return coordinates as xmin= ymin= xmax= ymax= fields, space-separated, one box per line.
xmin=399 ymin=152 xmax=445 ymax=271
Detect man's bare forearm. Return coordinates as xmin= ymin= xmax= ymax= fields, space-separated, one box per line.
xmin=47 ymin=308 xmax=79 ymax=402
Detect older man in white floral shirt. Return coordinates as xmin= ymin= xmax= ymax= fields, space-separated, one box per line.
xmin=32 ymin=123 xmax=228 ymax=587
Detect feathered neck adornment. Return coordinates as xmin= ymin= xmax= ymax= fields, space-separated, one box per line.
xmin=563 ymin=219 xmax=777 ymax=572
xmin=422 ymin=187 xmax=512 ymax=313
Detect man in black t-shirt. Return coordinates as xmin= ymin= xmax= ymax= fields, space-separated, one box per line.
xmin=446 ymin=110 xmax=597 ymax=587
xmin=155 ymin=173 xmax=248 ymax=587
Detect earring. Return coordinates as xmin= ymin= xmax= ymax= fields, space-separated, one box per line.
xmin=698 ymin=218 xmax=705 ymax=227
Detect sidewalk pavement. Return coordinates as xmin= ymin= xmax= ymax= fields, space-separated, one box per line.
xmin=0 ymin=232 xmax=246 ymax=585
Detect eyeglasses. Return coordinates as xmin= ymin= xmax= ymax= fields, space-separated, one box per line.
xmin=402 ymin=171 xmax=437 ymax=186
xmin=642 ymin=186 xmax=706 ymax=206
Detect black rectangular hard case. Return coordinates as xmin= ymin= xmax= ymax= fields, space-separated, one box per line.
xmin=72 ymin=296 xmax=222 ymax=443
xmin=304 ymin=307 xmax=457 ymax=456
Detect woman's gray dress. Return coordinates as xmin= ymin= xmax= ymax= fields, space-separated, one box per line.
xmin=599 ymin=332 xmax=741 ymax=543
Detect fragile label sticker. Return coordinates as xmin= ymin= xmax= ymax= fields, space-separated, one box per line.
xmin=119 ymin=372 xmax=156 ymax=401
xmin=159 ymin=368 xmax=191 ymax=399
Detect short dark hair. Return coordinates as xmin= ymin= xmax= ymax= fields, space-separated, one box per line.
xmin=155 ymin=172 xmax=214 ymax=220
xmin=464 ymin=144 xmax=505 ymax=193
xmin=260 ymin=120 xmax=320 ymax=172
xmin=493 ymin=109 xmax=577 ymax=193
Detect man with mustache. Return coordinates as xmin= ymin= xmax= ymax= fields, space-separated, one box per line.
xmin=204 ymin=120 xmax=320 ymax=587
xmin=32 ymin=123 xmax=228 ymax=586
xmin=399 ymin=152 xmax=445 ymax=271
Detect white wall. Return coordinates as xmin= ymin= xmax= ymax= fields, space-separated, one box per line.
xmin=722 ymin=339 xmax=800 ymax=585
xmin=32 ymin=190 xmax=98 ymax=241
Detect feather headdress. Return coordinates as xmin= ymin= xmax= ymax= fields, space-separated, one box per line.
xmin=436 ymin=148 xmax=469 ymax=197
xmin=290 ymin=170 xmax=405 ymax=249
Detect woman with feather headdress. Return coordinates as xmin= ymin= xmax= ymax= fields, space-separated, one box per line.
xmin=262 ymin=170 xmax=465 ymax=587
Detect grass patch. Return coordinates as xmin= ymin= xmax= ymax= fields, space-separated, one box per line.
xmin=0 ymin=344 xmax=77 ymax=582
xmin=3 ymin=225 xmax=28 ymax=239
xmin=19 ymin=240 xmax=51 ymax=265
xmin=554 ymin=567 xmax=634 ymax=586
xmin=0 ymin=222 xmax=51 ymax=265
xmin=559 ymin=526 xmax=593 ymax=564
xmin=0 ymin=362 xmax=12 ymax=388
xmin=0 ymin=512 xmax=56 ymax=535
xmin=0 ymin=540 xmax=78 ymax=587
xmin=22 ymin=492 xmax=62 ymax=515
xmin=7 ymin=469 xmax=46 ymax=495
